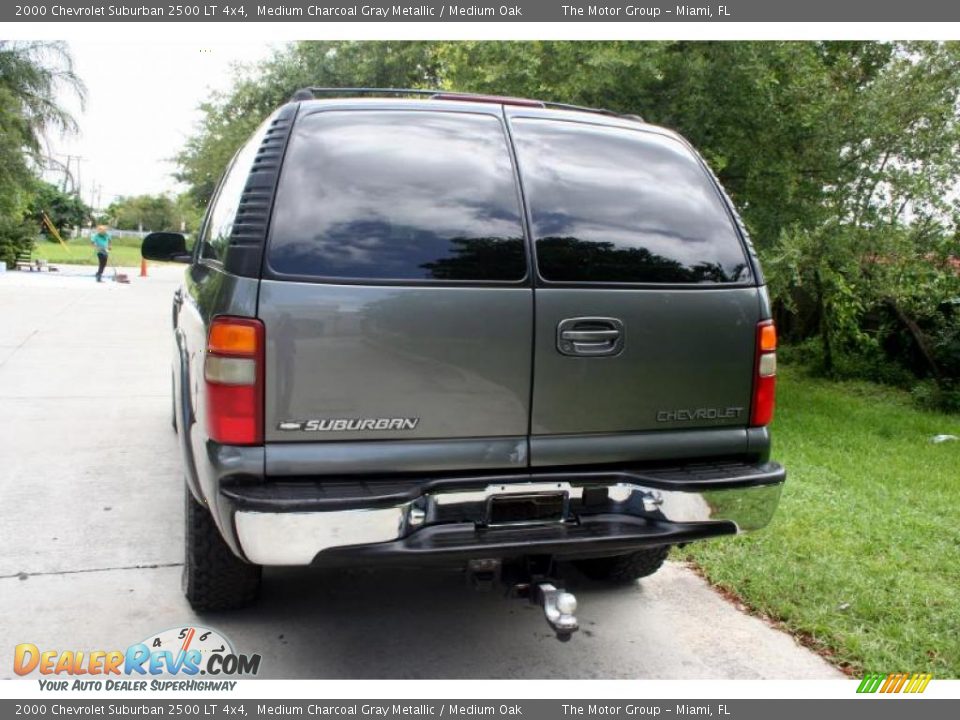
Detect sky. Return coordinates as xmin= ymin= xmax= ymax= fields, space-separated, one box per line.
xmin=45 ymin=41 xmax=282 ymax=210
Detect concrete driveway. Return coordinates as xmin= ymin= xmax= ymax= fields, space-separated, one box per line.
xmin=0 ymin=264 xmax=842 ymax=679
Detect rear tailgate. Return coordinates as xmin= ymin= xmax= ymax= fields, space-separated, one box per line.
xmin=508 ymin=112 xmax=762 ymax=465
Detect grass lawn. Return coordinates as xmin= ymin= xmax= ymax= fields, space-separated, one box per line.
xmin=684 ymin=365 xmax=960 ymax=676
xmin=32 ymin=235 xmax=145 ymax=267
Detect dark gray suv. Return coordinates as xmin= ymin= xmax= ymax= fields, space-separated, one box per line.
xmin=145 ymin=89 xmax=784 ymax=637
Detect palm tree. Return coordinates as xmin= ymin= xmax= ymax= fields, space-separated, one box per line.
xmin=0 ymin=40 xmax=86 ymax=159
xmin=0 ymin=41 xmax=85 ymax=266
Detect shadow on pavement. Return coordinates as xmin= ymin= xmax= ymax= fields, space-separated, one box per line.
xmin=197 ymin=563 xmax=646 ymax=679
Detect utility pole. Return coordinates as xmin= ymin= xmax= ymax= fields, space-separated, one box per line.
xmin=60 ymin=155 xmax=72 ymax=192
xmin=55 ymin=154 xmax=87 ymax=194
xmin=88 ymin=182 xmax=101 ymax=213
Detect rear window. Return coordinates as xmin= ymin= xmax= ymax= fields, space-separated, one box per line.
xmin=510 ymin=119 xmax=751 ymax=284
xmin=267 ymin=111 xmax=527 ymax=282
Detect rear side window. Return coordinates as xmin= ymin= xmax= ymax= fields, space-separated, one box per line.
xmin=199 ymin=119 xmax=270 ymax=264
xmin=510 ymin=119 xmax=751 ymax=284
xmin=267 ymin=111 xmax=527 ymax=282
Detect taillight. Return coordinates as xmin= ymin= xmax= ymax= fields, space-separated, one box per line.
xmin=204 ymin=317 xmax=264 ymax=445
xmin=751 ymin=320 xmax=777 ymax=427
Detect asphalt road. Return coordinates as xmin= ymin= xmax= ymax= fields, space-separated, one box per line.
xmin=0 ymin=264 xmax=842 ymax=680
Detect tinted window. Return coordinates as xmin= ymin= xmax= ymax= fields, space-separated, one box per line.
xmin=511 ymin=119 xmax=751 ymax=284
xmin=199 ymin=120 xmax=270 ymax=263
xmin=267 ymin=111 xmax=526 ymax=281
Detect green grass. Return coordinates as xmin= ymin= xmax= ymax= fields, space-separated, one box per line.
xmin=683 ymin=365 xmax=960 ymax=676
xmin=32 ymin=235 xmax=145 ymax=267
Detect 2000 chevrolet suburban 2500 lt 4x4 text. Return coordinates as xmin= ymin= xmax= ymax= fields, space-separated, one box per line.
xmin=143 ymin=88 xmax=785 ymax=639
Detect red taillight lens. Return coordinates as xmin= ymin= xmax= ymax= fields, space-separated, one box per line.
xmin=204 ymin=317 xmax=264 ymax=445
xmin=751 ymin=320 xmax=777 ymax=427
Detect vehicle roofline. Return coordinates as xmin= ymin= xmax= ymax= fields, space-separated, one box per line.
xmin=289 ymin=96 xmax=662 ymax=131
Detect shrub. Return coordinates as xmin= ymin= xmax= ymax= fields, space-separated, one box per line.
xmin=0 ymin=216 xmax=36 ymax=269
xmin=911 ymin=379 xmax=960 ymax=414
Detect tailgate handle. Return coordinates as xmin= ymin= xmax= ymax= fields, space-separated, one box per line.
xmin=557 ymin=318 xmax=624 ymax=357
xmin=560 ymin=329 xmax=619 ymax=342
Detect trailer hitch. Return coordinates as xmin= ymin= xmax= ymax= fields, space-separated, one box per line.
xmin=532 ymin=582 xmax=579 ymax=641
xmin=497 ymin=557 xmax=580 ymax=641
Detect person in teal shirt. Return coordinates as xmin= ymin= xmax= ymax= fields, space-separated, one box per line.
xmin=90 ymin=225 xmax=111 ymax=282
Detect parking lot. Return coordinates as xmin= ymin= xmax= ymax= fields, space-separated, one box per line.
xmin=0 ymin=265 xmax=842 ymax=679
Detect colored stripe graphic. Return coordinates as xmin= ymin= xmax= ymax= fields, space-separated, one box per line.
xmin=856 ymin=673 xmax=886 ymax=693
xmin=857 ymin=672 xmax=932 ymax=693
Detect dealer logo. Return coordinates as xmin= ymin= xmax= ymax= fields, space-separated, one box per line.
xmin=14 ymin=626 xmax=261 ymax=690
xmin=856 ymin=672 xmax=933 ymax=694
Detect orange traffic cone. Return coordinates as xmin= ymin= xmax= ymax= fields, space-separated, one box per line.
xmin=140 ymin=258 xmax=148 ymax=277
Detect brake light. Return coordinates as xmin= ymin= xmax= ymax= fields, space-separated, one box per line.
xmin=751 ymin=320 xmax=777 ymax=427
xmin=204 ymin=317 xmax=264 ymax=445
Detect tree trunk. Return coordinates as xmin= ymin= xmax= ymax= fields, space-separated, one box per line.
xmin=886 ymin=298 xmax=942 ymax=383
xmin=814 ymin=269 xmax=833 ymax=375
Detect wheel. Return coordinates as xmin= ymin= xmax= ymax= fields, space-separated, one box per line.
xmin=182 ymin=485 xmax=261 ymax=610
xmin=574 ymin=545 xmax=671 ymax=582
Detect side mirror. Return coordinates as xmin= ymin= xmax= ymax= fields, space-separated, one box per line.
xmin=142 ymin=232 xmax=191 ymax=263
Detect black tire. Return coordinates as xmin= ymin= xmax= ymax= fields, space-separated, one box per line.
xmin=183 ymin=486 xmax=261 ymax=611
xmin=574 ymin=545 xmax=671 ymax=582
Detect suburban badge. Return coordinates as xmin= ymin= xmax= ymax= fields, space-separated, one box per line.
xmin=278 ymin=418 xmax=420 ymax=432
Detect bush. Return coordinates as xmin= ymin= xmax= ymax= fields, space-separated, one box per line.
xmin=776 ymin=338 xmax=823 ymax=368
xmin=779 ymin=338 xmax=917 ymax=389
xmin=911 ymin=379 xmax=960 ymax=414
xmin=932 ymin=311 xmax=960 ymax=378
xmin=0 ymin=216 xmax=36 ymax=269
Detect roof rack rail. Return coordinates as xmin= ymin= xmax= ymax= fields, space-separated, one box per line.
xmin=290 ymin=87 xmax=643 ymax=122
xmin=541 ymin=101 xmax=644 ymax=122
xmin=291 ymin=87 xmax=442 ymax=101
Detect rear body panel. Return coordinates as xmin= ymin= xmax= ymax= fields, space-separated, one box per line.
xmin=259 ymin=281 xmax=533 ymax=444
xmin=530 ymin=287 xmax=760 ymax=437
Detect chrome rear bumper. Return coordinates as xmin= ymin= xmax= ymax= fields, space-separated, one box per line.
xmin=226 ymin=463 xmax=785 ymax=565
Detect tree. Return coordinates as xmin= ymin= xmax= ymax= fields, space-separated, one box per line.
xmin=0 ymin=41 xmax=85 ymax=155
xmin=0 ymin=41 xmax=84 ymax=266
xmin=175 ymin=41 xmax=441 ymax=206
xmin=28 ymin=180 xmax=91 ymax=238
xmin=102 ymin=192 xmax=202 ymax=233
xmin=106 ymin=194 xmax=176 ymax=232
xmin=764 ymin=42 xmax=960 ymax=378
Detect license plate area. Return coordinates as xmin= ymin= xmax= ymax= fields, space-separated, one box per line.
xmin=485 ymin=492 xmax=568 ymax=527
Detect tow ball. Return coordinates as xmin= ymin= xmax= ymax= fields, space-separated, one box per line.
xmin=531 ymin=583 xmax=579 ymax=641
xmin=469 ymin=558 xmax=580 ymax=641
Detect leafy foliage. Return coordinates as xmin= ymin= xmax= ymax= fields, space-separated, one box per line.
xmin=175 ymin=41 xmax=440 ymax=205
xmin=0 ymin=41 xmax=84 ymax=264
xmin=104 ymin=192 xmax=203 ymax=233
xmin=0 ymin=216 xmax=36 ymax=269
xmin=28 ymin=180 xmax=91 ymax=237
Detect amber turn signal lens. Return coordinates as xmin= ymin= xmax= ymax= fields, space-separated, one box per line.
xmin=208 ymin=322 xmax=258 ymax=355
xmin=759 ymin=322 xmax=777 ymax=352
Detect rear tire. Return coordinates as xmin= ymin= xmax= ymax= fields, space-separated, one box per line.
xmin=183 ymin=486 xmax=261 ymax=611
xmin=574 ymin=545 xmax=670 ymax=582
